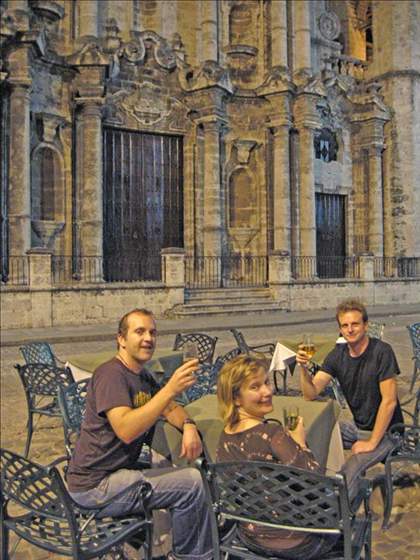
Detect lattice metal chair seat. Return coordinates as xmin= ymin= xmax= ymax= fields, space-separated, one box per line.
xmin=14 ymin=363 xmax=74 ymax=457
xmin=0 ymin=448 xmax=153 ymax=559
xmin=196 ymin=459 xmax=372 ymax=560
xmin=230 ymin=328 xmax=275 ymax=357
xmin=382 ymin=423 xmax=420 ymax=529
xmin=367 ymin=322 xmax=385 ymax=340
xmin=407 ymin=322 xmax=420 ymax=392
xmin=173 ymin=332 xmax=218 ymax=364
xmin=19 ymin=341 xmax=63 ymax=367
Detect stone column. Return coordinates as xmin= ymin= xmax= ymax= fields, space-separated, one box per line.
xmin=201 ymin=119 xmax=223 ymax=256
xmin=201 ymin=0 xmax=218 ymax=61
xmin=8 ymin=79 xmax=31 ymax=255
xmin=271 ymin=0 xmax=288 ymax=68
xmin=367 ymin=145 xmax=384 ymax=256
xmin=78 ymin=0 xmax=98 ymax=37
xmin=292 ymin=0 xmax=311 ymax=73
xmin=75 ymin=97 xmax=103 ymax=259
xmin=271 ymin=124 xmax=291 ymax=254
xmin=298 ymin=127 xmax=316 ymax=257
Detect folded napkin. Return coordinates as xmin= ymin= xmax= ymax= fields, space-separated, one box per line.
xmin=269 ymin=343 xmax=297 ymax=372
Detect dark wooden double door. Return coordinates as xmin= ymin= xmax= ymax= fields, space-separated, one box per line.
xmin=103 ymin=128 xmax=183 ymax=281
xmin=316 ymin=193 xmax=346 ymax=278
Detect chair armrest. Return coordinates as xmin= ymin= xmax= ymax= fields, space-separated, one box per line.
xmin=250 ymin=342 xmax=275 ymax=355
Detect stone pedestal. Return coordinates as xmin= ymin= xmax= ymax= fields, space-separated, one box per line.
xmin=269 ymin=251 xmax=291 ymax=283
xmin=161 ymin=248 xmax=185 ymax=287
xmin=359 ymin=253 xmax=374 ymax=281
xmin=28 ymin=248 xmax=52 ymax=287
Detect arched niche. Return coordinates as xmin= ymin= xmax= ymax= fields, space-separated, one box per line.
xmin=228 ymin=167 xmax=257 ymax=228
xmin=30 ymin=144 xmax=65 ymax=248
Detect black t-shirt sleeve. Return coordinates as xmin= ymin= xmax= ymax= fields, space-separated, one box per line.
xmin=321 ymin=346 xmax=341 ymax=378
xmin=375 ymin=342 xmax=400 ymax=382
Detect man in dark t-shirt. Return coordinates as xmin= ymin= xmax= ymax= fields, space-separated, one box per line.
xmin=66 ymin=308 xmax=212 ymax=560
xmin=297 ymin=299 xmax=403 ymax=496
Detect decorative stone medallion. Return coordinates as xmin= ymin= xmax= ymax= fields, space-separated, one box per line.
xmin=318 ymin=10 xmax=341 ymax=41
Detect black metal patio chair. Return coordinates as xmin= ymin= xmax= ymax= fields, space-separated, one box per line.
xmin=406 ymin=322 xmax=420 ymax=392
xmin=19 ymin=341 xmax=63 ymax=367
xmin=367 ymin=322 xmax=385 ymax=340
xmin=57 ymin=379 xmax=90 ymax=460
xmin=229 ymin=328 xmax=275 ymax=357
xmin=382 ymin=422 xmax=420 ymax=529
xmin=0 ymin=448 xmax=153 ymax=559
xmin=213 ymin=347 xmax=242 ymax=370
xmin=173 ymin=332 xmax=218 ymax=364
xmin=14 ymin=363 xmax=74 ymax=457
xmin=196 ymin=459 xmax=372 ymax=560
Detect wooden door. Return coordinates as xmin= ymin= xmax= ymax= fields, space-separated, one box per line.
xmin=103 ymin=128 xmax=183 ymax=281
xmin=316 ymin=193 xmax=346 ymax=278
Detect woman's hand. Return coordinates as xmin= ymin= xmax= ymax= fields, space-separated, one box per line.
xmin=287 ymin=416 xmax=308 ymax=449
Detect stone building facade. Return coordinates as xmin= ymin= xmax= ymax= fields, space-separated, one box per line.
xmin=1 ymin=0 xmax=419 ymax=328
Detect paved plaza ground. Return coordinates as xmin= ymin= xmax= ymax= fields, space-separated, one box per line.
xmin=1 ymin=303 xmax=419 ymax=559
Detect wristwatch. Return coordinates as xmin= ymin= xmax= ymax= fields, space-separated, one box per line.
xmin=183 ymin=418 xmax=197 ymax=429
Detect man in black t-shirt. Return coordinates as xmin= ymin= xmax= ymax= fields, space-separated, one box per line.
xmin=298 ymin=299 xmax=403 ymax=496
xmin=67 ymin=308 xmax=212 ymax=560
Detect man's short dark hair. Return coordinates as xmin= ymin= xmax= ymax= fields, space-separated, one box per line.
xmin=335 ymin=299 xmax=368 ymax=323
xmin=118 ymin=308 xmax=155 ymax=339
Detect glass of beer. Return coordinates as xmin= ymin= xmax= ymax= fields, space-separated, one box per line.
xmin=183 ymin=341 xmax=199 ymax=363
xmin=302 ymin=334 xmax=316 ymax=359
xmin=283 ymin=405 xmax=299 ymax=431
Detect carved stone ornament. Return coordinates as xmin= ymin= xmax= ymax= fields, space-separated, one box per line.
xmin=123 ymin=30 xmax=177 ymax=69
xmin=257 ymin=65 xmax=293 ymax=96
xmin=318 ymin=10 xmax=341 ymax=41
xmin=67 ymin=41 xmax=109 ymax=66
xmin=178 ymin=60 xmax=233 ymax=93
xmin=233 ymin=139 xmax=257 ymax=164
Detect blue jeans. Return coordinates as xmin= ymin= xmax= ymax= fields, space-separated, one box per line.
xmin=339 ymin=420 xmax=394 ymax=503
xmin=69 ymin=466 xmax=212 ymax=560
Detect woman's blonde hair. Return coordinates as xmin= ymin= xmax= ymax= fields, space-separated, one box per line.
xmin=217 ymin=354 xmax=269 ymax=428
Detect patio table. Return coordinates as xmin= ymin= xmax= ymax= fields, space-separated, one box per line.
xmin=67 ymin=349 xmax=183 ymax=379
xmin=161 ymin=394 xmax=344 ymax=473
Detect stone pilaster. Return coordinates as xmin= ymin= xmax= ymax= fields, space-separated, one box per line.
xmin=358 ymin=253 xmax=374 ymax=281
xmin=297 ymin=126 xmax=317 ymax=257
xmin=271 ymin=123 xmax=291 ymax=253
xmin=78 ymin=0 xmax=98 ymax=38
xmin=161 ymin=247 xmax=185 ymax=287
xmin=200 ymin=118 xmax=223 ymax=256
xmin=269 ymin=251 xmax=291 ymax=283
xmin=8 ymin=78 xmax=31 ymax=255
xmin=367 ymin=145 xmax=384 ymax=256
xmin=292 ymin=0 xmax=311 ymax=74
xmin=27 ymin=248 xmax=52 ymax=288
xmin=201 ymin=0 xmax=218 ymax=62
xmin=75 ymin=95 xmax=104 ymax=258
xmin=271 ymin=0 xmax=288 ymax=68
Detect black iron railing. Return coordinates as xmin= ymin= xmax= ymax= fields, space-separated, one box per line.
xmin=52 ymin=255 xmax=162 ymax=284
xmin=185 ymin=255 xmax=268 ymax=289
xmin=291 ymin=256 xmax=360 ymax=279
xmin=0 ymin=255 xmax=29 ymax=285
xmin=373 ymin=257 xmax=420 ymax=279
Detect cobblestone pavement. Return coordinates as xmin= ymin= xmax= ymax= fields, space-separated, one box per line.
xmin=1 ymin=311 xmax=419 ymax=559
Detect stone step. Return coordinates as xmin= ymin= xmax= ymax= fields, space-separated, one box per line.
xmin=185 ymin=287 xmax=274 ymax=303
xmin=170 ymin=301 xmax=286 ymax=317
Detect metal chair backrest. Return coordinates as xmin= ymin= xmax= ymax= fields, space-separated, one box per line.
xmin=15 ymin=362 xmax=74 ymax=398
xmin=183 ymin=363 xmax=219 ymax=404
xmin=58 ymin=379 xmax=90 ymax=457
xmin=197 ymin=460 xmax=371 ymax=560
xmin=367 ymin=322 xmax=385 ymax=340
xmin=229 ymin=328 xmax=275 ymax=356
xmin=20 ymin=342 xmax=57 ymax=366
xmin=173 ymin=332 xmax=218 ymax=363
xmin=1 ymin=448 xmax=153 ymax=559
xmin=214 ymin=347 xmax=242 ymax=370
xmin=407 ymin=322 xmax=420 ymax=352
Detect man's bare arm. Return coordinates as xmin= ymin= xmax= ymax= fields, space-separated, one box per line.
xmin=352 ymin=377 xmax=398 ymax=454
xmin=106 ymin=360 xmax=198 ymax=443
xmin=297 ymin=349 xmax=332 ymax=400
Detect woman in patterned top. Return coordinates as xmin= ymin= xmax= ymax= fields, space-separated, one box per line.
xmin=216 ymin=355 xmax=338 ymax=559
